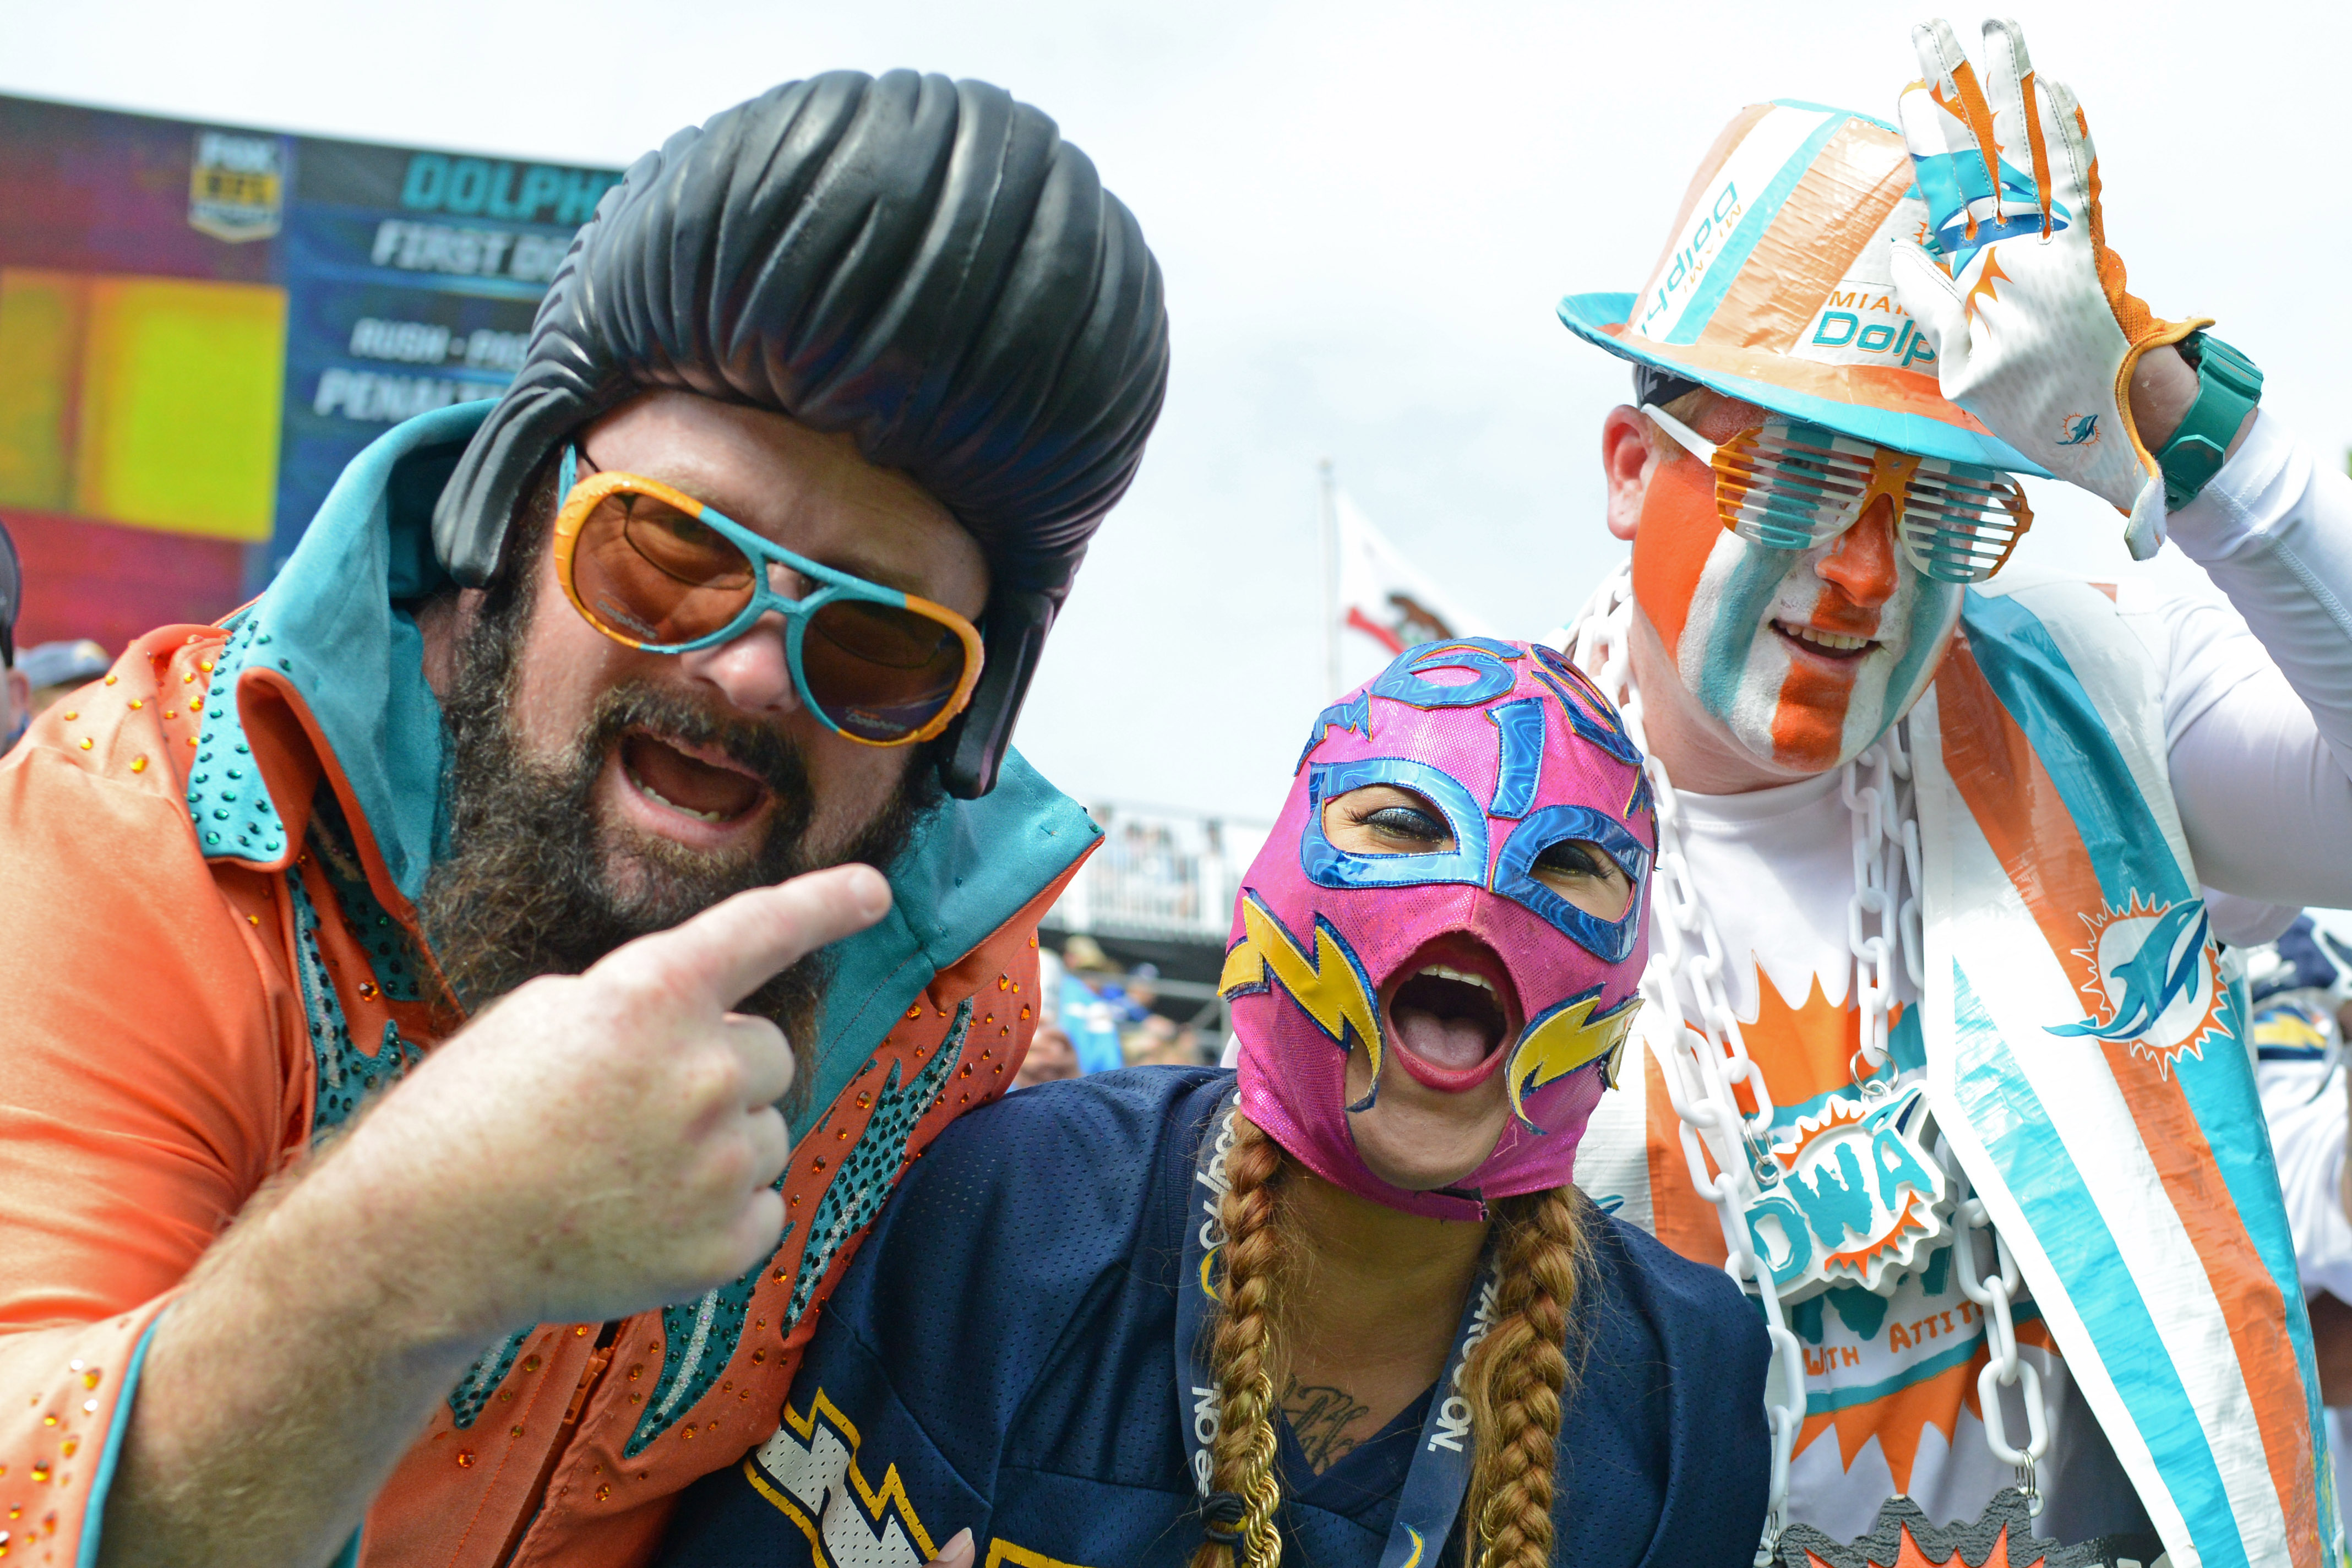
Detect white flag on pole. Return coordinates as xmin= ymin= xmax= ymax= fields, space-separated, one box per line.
xmin=1332 ymin=489 xmax=1491 ymax=677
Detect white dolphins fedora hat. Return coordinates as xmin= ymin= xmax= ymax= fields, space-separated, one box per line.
xmin=1558 ymin=97 xmax=2045 ymax=475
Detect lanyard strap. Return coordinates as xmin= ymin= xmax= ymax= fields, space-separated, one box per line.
xmin=1174 ymin=1089 xmax=1500 ymax=1567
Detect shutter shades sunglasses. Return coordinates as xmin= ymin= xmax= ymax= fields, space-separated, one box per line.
xmin=551 ymin=446 xmax=985 ymax=747
xmin=1642 ymin=402 xmax=2033 ymax=584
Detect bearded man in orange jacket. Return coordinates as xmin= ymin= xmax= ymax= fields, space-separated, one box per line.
xmin=0 ymin=71 xmax=1167 ymax=1568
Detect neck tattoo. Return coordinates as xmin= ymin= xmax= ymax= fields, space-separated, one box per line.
xmin=1278 ymin=1376 xmax=1372 ymax=1473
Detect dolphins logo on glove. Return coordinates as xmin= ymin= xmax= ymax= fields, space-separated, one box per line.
xmin=2056 ymin=413 xmax=2101 ymax=448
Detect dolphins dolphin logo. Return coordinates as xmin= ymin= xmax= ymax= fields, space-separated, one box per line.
xmin=2056 ymin=412 xmax=2101 ymax=447
xmin=2052 ymin=899 xmax=2210 ymax=1044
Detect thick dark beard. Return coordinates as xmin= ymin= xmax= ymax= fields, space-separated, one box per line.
xmin=416 ymin=559 xmax=943 ymax=1111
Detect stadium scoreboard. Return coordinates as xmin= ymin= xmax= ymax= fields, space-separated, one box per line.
xmin=0 ymin=92 xmax=617 ymax=651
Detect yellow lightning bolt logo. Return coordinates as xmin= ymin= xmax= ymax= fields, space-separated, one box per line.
xmin=1504 ymin=989 xmax=1641 ymax=1130
xmin=1963 ymin=250 xmax=2013 ymax=326
xmin=1220 ymin=890 xmax=1386 ymax=1094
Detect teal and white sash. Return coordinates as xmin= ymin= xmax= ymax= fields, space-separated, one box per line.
xmin=1913 ymin=574 xmax=2337 ymax=1568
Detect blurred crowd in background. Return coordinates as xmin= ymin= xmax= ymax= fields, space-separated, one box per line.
xmin=0 ymin=516 xmax=110 ymax=749
xmin=1013 ymin=934 xmax=1222 ymax=1090
xmin=2247 ymin=911 xmax=2352 ymax=1451
xmin=17 ymin=638 xmax=110 ymax=711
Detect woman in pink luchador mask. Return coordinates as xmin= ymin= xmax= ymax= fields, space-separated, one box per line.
xmin=658 ymin=638 xmax=1770 ymax=1568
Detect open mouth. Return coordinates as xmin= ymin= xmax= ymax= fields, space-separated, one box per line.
xmin=619 ymin=730 xmax=772 ymax=826
xmin=1772 ymin=618 xmax=1878 ymax=662
xmin=1381 ymin=935 xmax=1522 ymax=1093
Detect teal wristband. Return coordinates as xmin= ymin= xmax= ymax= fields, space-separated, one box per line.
xmin=2155 ymin=331 xmax=2263 ymax=511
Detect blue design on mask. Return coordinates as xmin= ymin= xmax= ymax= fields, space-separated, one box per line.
xmin=1529 ymin=644 xmax=1643 ymax=767
xmin=1490 ymin=804 xmax=1651 ymax=962
xmin=1486 ymin=699 xmax=1545 ymax=819
xmin=1300 ymin=756 xmax=1489 ymax=891
xmin=1294 ymin=687 xmax=1375 ymax=773
xmin=1367 ymin=638 xmax=1522 ymax=710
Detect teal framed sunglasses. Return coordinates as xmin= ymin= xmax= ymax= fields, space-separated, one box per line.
xmin=551 ymin=445 xmax=986 ymax=747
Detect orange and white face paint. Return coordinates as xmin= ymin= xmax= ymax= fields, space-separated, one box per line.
xmin=1631 ymin=441 xmax=1963 ymax=774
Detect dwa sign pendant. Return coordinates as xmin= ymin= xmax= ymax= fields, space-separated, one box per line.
xmin=1740 ymin=1081 xmax=1950 ymax=1302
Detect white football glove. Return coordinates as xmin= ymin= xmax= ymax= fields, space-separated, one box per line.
xmin=1888 ymin=17 xmax=2208 ymax=558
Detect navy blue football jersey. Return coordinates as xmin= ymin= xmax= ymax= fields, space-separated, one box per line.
xmin=657 ymin=1068 xmax=1770 ymax=1568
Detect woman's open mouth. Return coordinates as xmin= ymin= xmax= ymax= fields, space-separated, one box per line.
xmin=1381 ymin=935 xmax=1523 ymax=1093
xmin=618 ymin=730 xmax=772 ymax=828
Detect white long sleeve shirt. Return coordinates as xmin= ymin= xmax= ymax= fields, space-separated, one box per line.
xmin=2162 ymin=411 xmax=2352 ymax=912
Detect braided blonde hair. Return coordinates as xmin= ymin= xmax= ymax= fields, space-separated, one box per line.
xmin=1189 ymin=1115 xmax=1585 ymax=1568
xmin=1191 ymin=1113 xmax=1289 ymax=1568
xmin=1463 ymin=1184 xmax=1584 ymax=1568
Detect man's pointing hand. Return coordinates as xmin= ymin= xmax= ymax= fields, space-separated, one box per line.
xmin=324 ymin=864 xmax=894 ymax=1339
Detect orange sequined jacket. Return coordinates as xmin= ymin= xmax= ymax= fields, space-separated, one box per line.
xmin=0 ymin=406 xmax=1098 ymax=1567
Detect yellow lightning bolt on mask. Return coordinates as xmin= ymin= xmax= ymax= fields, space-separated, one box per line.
xmin=1220 ymin=890 xmax=1386 ymax=1105
xmin=1504 ymin=989 xmax=1641 ymax=1131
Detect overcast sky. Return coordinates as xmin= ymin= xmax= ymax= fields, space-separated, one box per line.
xmin=9 ymin=1 xmax=2346 ymax=823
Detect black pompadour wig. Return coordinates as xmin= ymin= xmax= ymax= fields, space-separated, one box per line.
xmin=432 ymin=70 xmax=1170 ymax=798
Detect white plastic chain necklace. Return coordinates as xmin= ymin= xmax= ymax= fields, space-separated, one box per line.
xmin=1560 ymin=564 xmax=2048 ymax=1561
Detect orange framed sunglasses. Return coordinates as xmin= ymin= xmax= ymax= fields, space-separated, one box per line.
xmin=551 ymin=446 xmax=986 ymax=747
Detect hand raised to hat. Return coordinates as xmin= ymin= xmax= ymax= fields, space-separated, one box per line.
xmin=1887 ymin=18 xmax=2208 ymax=557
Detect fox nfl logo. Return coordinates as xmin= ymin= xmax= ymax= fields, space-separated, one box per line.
xmin=187 ymin=130 xmax=284 ymax=243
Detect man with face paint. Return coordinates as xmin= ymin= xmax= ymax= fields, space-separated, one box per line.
xmin=1554 ymin=19 xmax=2352 ymax=1567
xmin=658 ymin=638 xmax=1770 ymax=1568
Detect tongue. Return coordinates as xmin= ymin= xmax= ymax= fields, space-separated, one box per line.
xmin=1393 ymin=1006 xmax=1492 ymax=1071
xmin=624 ymin=734 xmax=764 ymax=820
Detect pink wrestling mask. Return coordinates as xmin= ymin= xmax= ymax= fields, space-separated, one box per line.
xmin=1219 ymin=638 xmax=1654 ymax=1221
